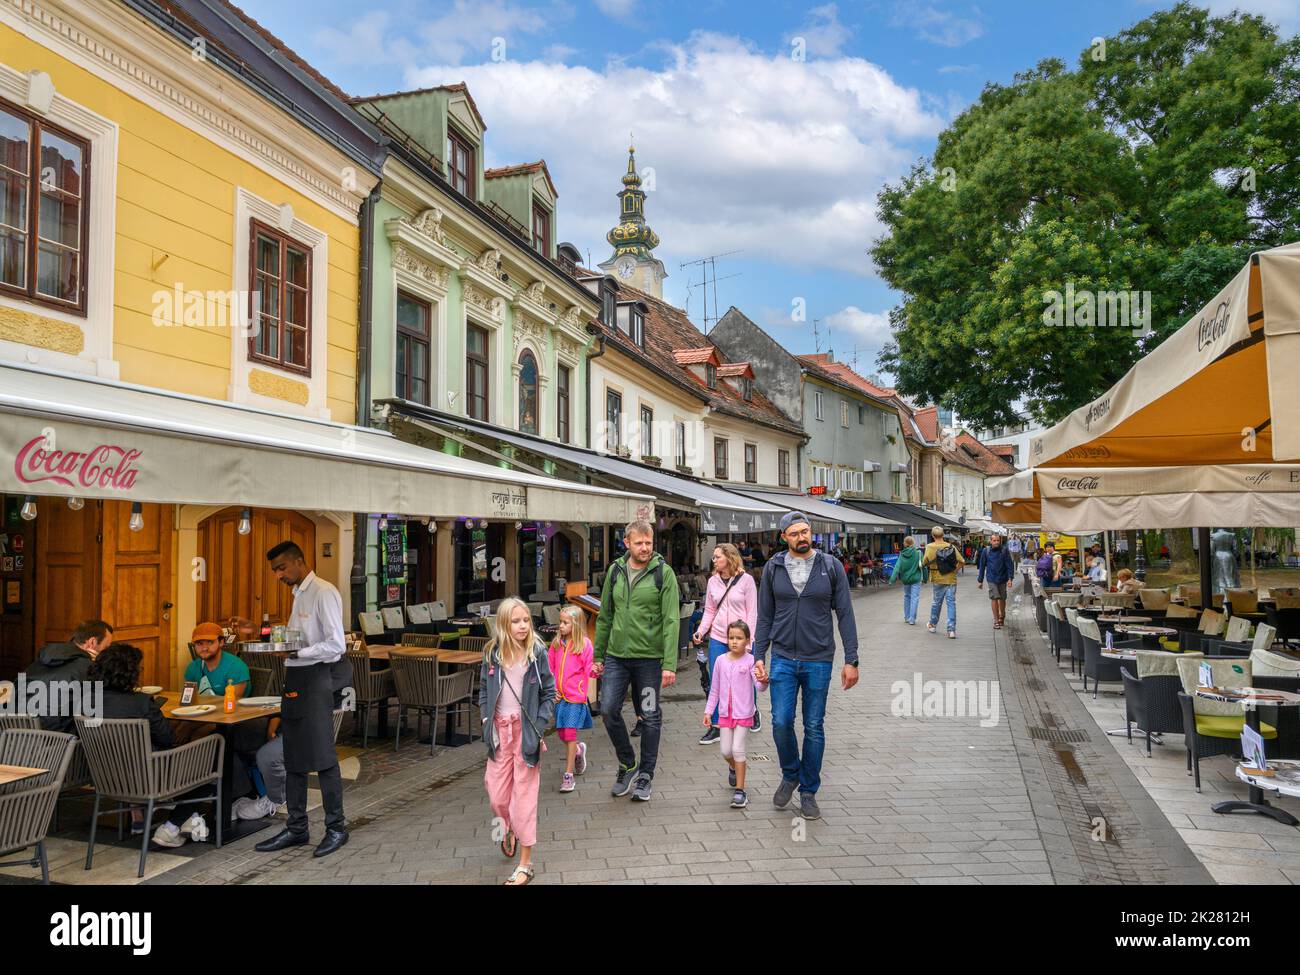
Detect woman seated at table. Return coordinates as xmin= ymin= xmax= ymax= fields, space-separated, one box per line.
xmin=85 ymin=643 xmax=222 ymax=850
xmin=1114 ymin=568 xmax=1142 ymax=596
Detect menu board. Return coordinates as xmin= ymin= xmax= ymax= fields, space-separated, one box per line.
xmin=382 ymin=521 xmax=408 ymax=585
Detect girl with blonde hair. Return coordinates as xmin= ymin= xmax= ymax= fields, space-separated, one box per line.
xmin=548 ymin=604 xmax=594 ymax=794
xmin=479 ymin=596 xmax=555 ymax=885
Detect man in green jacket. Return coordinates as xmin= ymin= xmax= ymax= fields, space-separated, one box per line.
xmin=593 ymin=519 xmax=680 ymax=802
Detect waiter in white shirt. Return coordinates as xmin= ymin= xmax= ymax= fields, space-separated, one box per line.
xmin=255 ymin=541 xmax=351 ymax=859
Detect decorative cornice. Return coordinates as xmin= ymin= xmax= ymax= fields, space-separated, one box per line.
xmin=392 ymin=244 xmax=449 ymax=294
xmin=4 ymin=0 xmax=375 ymax=221
xmin=460 ymin=247 xmax=515 ymax=303
xmin=463 ymin=282 xmax=505 ymax=323
xmin=513 ymin=313 xmax=546 ymax=351
xmin=385 ymin=213 xmax=461 ymax=273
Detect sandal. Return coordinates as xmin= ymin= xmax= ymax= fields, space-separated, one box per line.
xmin=500 ymin=830 xmax=517 ymax=859
xmin=504 ymin=865 xmax=534 ymax=885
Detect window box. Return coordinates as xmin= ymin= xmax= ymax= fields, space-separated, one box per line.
xmin=642 ymin=455 xmax=662 ymax=468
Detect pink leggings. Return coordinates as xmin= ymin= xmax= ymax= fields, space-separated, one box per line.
xmin=557 ymin=728 xmax=577 ymax=743
xmin=484 ymin=714 xmax=540 ymax=847
xmin=720 ymin=725 xmax=748 ymax=763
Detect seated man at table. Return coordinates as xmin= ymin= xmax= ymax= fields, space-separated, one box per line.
xmin=85 ymin=644 xmax=221 ymax=848
xmin=184 ymin=622 xmax=250 ymax=697
xmin=233 ymin=716 xmax=287 ymax=821
xmin=22 ymin=619 xmax=114 ymax=732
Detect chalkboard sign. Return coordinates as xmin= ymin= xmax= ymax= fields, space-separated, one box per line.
xmin=382 ymin=521 xmax=408 ymax=585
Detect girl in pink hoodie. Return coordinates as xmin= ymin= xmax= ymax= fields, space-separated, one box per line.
xmin=548 ymin=606 xmax=593 ymax=794
xmin=702 ymin=621 xmax=767 ymax=809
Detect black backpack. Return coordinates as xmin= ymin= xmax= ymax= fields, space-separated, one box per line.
xmin=610 ymin=558 xmax=664 ymax=595
xmin=935 ymin=544 xmax=957 ymax=575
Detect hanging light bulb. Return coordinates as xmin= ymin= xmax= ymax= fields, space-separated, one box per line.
xmin=128 ymin=502 xmax=144 ymax=532
xmin=427 ymin=518 xmax=437 ymax=534
xmin=478 ymin=519 xmax=488 ymax=529
xmin=20 ymin=496 xmax=37 ymax=521
xmin=238 ymin=508 xmax=252 ymax=535
xmin=514 ymin=521 xmax=522 ymax=530
xmin=67 ymin=497 xmax=85 ymax=511
xmin=379 ymin=515 xmax=388 ymax=531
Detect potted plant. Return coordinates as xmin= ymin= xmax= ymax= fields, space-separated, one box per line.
xmin=615 ymin=445 xmax=631 ymax=459
xmin=642 ymin=454 xmax=661 ymax=467
xmin=676 ymin=463 xmax=693 ymax=475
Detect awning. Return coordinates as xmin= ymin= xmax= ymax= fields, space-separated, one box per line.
xmin=843 ymin=499 xmax=966 ymax=533
xmin=729 ymin=489 xmax=907 ymax=535
xmin=385 ymin=404 xmax=787 ymax=533
xmin=0 ymin=363 xmax=652 ymax=524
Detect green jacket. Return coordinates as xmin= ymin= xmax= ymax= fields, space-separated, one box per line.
xmin=594 ymin=553 xmax=680 ymax=671
xmin=890 ymin=546 xmax=923 ymax=585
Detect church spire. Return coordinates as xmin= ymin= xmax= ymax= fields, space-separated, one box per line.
xmin=607 ymin=145 xmax=660 ymax=260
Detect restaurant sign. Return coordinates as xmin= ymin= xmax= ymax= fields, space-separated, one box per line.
xmin=14 ymin=433 xmax=141 ymax=492
xmin=487 ymin=486 xmax=527 ymax=520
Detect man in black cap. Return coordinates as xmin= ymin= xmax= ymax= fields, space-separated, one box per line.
xmin=752 ymin=511 xmax=859 ymax=820
xmin=254 ymin=541 xmax=351 ymax=859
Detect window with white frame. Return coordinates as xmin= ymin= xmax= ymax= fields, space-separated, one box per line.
xmin=840 ymin=401 xmax=849 ymax=427
xmin=855 ymin=471 xmax=865 ymax=493
xmin=814 ymin=391 xmax=824 ymax=421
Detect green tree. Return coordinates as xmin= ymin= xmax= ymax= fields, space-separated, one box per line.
xmin=874 ymin=3 xmax=1300 ymax=429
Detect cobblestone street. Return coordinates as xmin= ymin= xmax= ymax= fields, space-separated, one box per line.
xmin=128 ymin=572 xmax=1211 ymax=885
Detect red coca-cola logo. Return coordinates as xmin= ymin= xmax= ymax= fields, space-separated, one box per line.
xmin=14 ymin=436 xmax=142 ymax=491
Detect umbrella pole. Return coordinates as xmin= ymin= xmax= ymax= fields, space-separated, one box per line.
xmin=1198 ymin=527 xmax=1213 ymax=606
xmin=1103 ymin=531 xmax=1113 ymax=591
xmin=1250 ymin=529 xmax=1257 ymax=590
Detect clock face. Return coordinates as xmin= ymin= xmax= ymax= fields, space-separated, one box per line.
xmin=617 ymin=259 xmax=636 ymax=279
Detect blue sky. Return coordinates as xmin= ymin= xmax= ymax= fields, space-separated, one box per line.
xmin=243 ymin=0 xmax=1298 ymax=382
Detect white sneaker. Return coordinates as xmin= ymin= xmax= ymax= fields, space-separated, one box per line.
xmin=233 ymin=795 xmax=277 ymax=821
xmin=178 ymin=813 xmax=209 ymax=842
xmin=151 ymin=822 xmax=186 ymax=848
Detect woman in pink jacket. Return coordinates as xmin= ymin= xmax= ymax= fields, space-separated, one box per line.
xmin=693 ymin=542 xmax=758 ymax=745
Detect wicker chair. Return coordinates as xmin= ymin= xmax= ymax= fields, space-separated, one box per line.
xmin=1180 ymin=609 xmax=1225 ymax=654
xmin=399 ymin=632 xmax=442 ymax=649
xmin=0 ymin=729 xmax=77 ymax=884
xmin=1252 ymin=676 xmax=1300 ymax=759
xmin=1266 ymin=595 xmax=1300 ymax=649
xmin=459 ymin=636 xmax=490 ymax=655
xmin=239 ymin=649 xmax=287 ymax=696
xmin=1137 ymin=589 xmax=1171 ymax=613
xmin=390 ymin=654 xmax=475 ymax=756
xmin=0 ymin=714 xmax=93 ymax=828
xmin=1033 ymin=591 xmax=1047 ymax=633
xmin=1174 ymin=656 xmax=1269 ymax=792
xmin=345 ymin=646 xmax=395 ymax=749
xmin=1065 ymin=608 xmax=1086 ymax=677
xmin=1045 ymin=600 xmax=1063 ymax=662
xmin=1226 ymin=588 xmax=1268 ymax=624
xmin=75 ymin=717 xmax=224 ymax=878
xmin=1079 ymin=616 xmax=1130 ymax=698
xmin=1120 ymin=652 xmax=1200 ymax=756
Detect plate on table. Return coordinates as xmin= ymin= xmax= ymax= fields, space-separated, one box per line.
xmin=172 ymin=704 xmax=218 ymax=717
xmin=140 ymin=685 xmax=163 ymax=695
xmin=240 ymin=696 xmax=281 ymax=707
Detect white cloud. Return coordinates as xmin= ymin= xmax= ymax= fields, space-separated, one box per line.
xmin=937 ymin=63 xmax=978 ymax=74
xmin=594 ymin=0 xmax=638 ymax=20
xmin=893 ymin=3 xmax=985 ymax=48
xmin=824 ymin=306 xmax=893 ymax=345
xmin=786 ymin=3 xmax=854 ymax=58
xmin=401 ymin=32 xmax=945 ymax=275
xmin=312 ymin=1 xmax=555 ymax=67
xmin=1204 ymin=0 xmax=1300 ymax=34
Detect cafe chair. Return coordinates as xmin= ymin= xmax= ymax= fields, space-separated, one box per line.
xmin=390 ymin=655 xmax=475 ymax=757
xmin=75 ymin=717 xmax=224 ymax=878
xmin=358 ymin=610 xmax=392 ymax=646
xmin=1202 ymin=616 xmax=1254 ymax=657
xmin=405 ymin=603 xmax=435 ymax=634
xmin=381 ymin=606 xmax=407 ymax=643
xmin=1178 ymin=584 xmax=1203 ymax=610
xmin=0 ymin=716 xmax=94 ymax=832
xmin=1123 ymin=651 xmax=1202 ymax=756
xmin=240 ymin=647 xmax=286 ymax=697
xmin=0 ymin=729 xmax=77 ymax=884
xmin=1079 ymin=617 xmax=1132 ymax=699
xmin=1137 ymin=589 xmax=1171 ymax=613
xmin=1033 ymin=589 xmax=1048 ymax=633
xmin=1251 ymin=676 xmax=1300 ymax=759
xmin=1174 ymin=656 xmax=1271 ymax=792
xmin=1265 ymin=594 xmax=1300 ymax=649
xmin=1180 ymin=609 xmax=1225 ymax=654
xmin=345 ymin=646 xmax=396 ymax=749
xmin=1065 ymin=608 xmax=1086 ymax=677
xmin=1100 ymin=592 xmax=1136 ymax=610
xmin=399 ymin=633 xmax=442 ymax=649
xmin=1226 ymin=588 xmax=1268 ymax=625
xmin=428 ymin=601 xmax=449 ymax=622
xmin=543 ymin=604 xmax=562 ymax=627
xmin=459 ymin=636 xmax=490 ymax=655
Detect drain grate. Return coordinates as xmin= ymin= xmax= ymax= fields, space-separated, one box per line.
xmin=1026 ymin=678 xmax=1046 ymax=691
xmin=1028 ymin=726 xmax=1091 ymax=744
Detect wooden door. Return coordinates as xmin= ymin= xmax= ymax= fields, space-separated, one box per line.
xmin=100 ymin=501 xmax=174 ymax=689
xmin=34 ymin=497 xmax=100 ymax=650
xmin=549 ymin=532 xmax=572 ymax=589
xmin=196 ymin=508 xmax=315 ymax=629
xmin=0 ymin=495 xmax=41 ymax=678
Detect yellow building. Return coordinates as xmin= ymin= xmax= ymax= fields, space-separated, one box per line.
xmin=0 ymin=0 xmax=381 ymax=685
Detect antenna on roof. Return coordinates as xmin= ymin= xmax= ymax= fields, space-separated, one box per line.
xmin=680 ymin=251 xmax=742 ymax=333
xmin=812 ymin=319 xmax=822 ymax=353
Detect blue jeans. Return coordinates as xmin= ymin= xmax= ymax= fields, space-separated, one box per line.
xmin=600 ymin=655 xmax=663 ymax=777
xmin=901 ymin=582 xmax=921 ymax=624
xmin=768 ymin=656 xmax=832 ymax=795
xmin=930 ymin=583 xmax=957 ymax=631
xmin=707 ymin=637 xmax=728 ymax=724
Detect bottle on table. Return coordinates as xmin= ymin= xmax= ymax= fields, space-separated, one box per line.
xmin=224 ymin=678 xmax=237 ymax=714
xmin=260 ymin=613 xmax=271 ymax=640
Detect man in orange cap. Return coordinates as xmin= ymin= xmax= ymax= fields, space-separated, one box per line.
xmin=184 ymin=621 xmax=250 ymax=698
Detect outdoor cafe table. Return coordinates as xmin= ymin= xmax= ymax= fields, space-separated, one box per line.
xmin=1195 ymin=686 xmax=1300 ymax=827
xmin=1112 ymin=624 xmax=1178 ymax=650
xmin=1237 ymin=759 xmax=1300 ymax=810
xmin=159 ymin=690 xmax=280 ymax=838
xmin=0 ymin=764 xmax=46 ymax=786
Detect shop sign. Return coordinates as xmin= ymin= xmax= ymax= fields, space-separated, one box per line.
xmin=488 ymin=486 xmax=527 ymax=520
xmin=14 ymin=434 xmax=142 ymax=492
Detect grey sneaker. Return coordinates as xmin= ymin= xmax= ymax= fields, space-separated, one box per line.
xmin=799 ymin=792 xmax=822 ymax=820
xmin=611 ymin=766 xmax=638 ymax=798
xmin=773 ymin=778 xmax=797 ymax=809
xmin=631 ymin=773 xmax=653 ymax=801
xmin=731 ymin=789 xmax=748 ymax=809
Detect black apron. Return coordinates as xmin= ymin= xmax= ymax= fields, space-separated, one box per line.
xmin=281 ymin=662 xmax=338 ymax=774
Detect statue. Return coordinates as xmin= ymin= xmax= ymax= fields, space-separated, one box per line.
xmin=1209 ymin=528 xmax=1239 ymax=594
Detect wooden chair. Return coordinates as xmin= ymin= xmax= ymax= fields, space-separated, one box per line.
xmin=0 ymin=729 xmax=77 ymax=884
xmin=399 ymin=633 xmax=442 ymax=649
xmin=75 ymin=717 xmax=223 ymax=878
xmin=459 ymin=636 xmax=490 ymax=655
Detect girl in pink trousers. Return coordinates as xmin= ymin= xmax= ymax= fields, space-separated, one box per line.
xmin=480 ymin=597 xmax=555 ymax=885
xmin=548 ymin=605 xmax=594 ymax=794
xmin=702 ymin=620 xmax=766 ymax=809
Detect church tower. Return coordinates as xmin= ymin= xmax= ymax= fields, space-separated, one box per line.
xmin=598 ymin=145 xmax=667 ymax=298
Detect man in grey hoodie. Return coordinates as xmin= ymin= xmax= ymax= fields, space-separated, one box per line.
xmin=20 ymin=619 xmax=114 ymax=732
xmin=752 ymin=512 xmax=859 ymax=820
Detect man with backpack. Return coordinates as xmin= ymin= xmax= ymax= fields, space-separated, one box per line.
xmin=593 ymin=520 xmax=680 ymax=803
xmin=977 ymin=532 xmax=1015 ymax=630
xmin=1036 ymin=543 xmax=1059 ymax=589
xmin=752 ymin=512 xmax=859 ymax=821
xmin=921 ymin=526 xmax=964 ymax=639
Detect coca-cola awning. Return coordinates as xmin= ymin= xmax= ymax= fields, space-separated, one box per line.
xmin=0 ymin=363 xmax=652 ymax=524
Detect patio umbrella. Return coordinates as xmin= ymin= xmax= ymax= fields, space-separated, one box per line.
xmin=988 ymin=240 xmax=1300 ymax=595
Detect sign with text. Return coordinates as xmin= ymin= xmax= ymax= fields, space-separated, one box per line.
xmin=487 ymin=486 xmax=527 ymax=520
xmin=381 ymin=521 xmax=408 ymax=586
